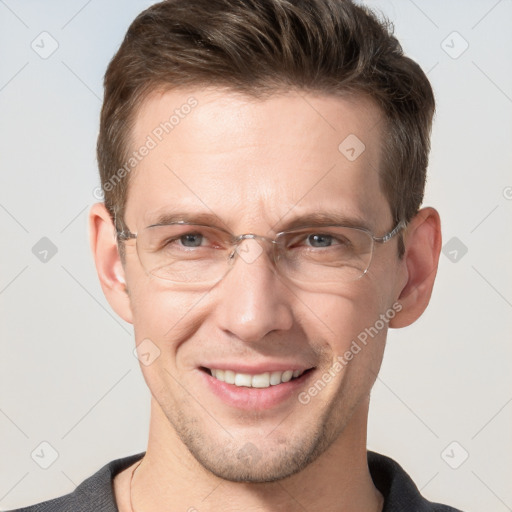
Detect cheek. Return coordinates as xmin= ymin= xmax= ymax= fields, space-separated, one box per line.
xmin=124 ymin=250 xmax=203 ymax=338
xmin=128 ymin=276 xmax=209 ymax=358
xmin=297 ymin=283 xmax=391 ymax=352
xmin=293 ymin=287 xmax=392 ymax=414
xmin=129 ymin=285 xmax=212 ymax=398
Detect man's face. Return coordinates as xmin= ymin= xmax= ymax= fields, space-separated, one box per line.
xmin=121 ymin=88 xmax=405 ymax=482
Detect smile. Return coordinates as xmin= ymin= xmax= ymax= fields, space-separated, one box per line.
xmin=206 ymin=368 xmax=306 ymax=388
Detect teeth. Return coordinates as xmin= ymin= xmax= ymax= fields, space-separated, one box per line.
xmin=224 ymin=370 xmax=236 ymax=384
xmin=234 ymin=373 xmax=252 ymax=387
xmin=209 ymin=368 xmax=305 ymax=388
xmin=270 ymin=371 xmax=282 ymax=385
xmin=251 ymin=372 xmax=270 ymax=388
xmin=281 ymin=370 xmax=293 ymax=382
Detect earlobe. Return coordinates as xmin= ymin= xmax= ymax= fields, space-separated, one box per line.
xmin=89 ymin=202 xmax=133 ymax=324
xmin=389 ymin=207 xmax=442 ymax=328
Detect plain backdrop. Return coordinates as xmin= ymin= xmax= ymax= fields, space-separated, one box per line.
xmin=1 ymin=1 xmax=511 ymax=510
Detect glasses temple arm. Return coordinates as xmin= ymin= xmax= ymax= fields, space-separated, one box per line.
xmin=373 ymin=219 xmax=407 ymax=243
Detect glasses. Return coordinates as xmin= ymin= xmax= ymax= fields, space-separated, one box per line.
xmin=117 ymin=220 xmax=406 ymax=289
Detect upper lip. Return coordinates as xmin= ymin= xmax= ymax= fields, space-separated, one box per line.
xmin=200 ymin=362 xmax=315 ymax=374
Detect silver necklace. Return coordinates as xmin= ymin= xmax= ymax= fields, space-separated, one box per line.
xmin=129 ymin=459 xmax=143 ymax=512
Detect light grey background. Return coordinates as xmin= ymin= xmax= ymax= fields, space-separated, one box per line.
xmin=1 ymin=1 xmax=511 ymax=510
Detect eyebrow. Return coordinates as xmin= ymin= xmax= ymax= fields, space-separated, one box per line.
xmin=277 ymin=212 xmax=372 ymax=232
xmin=147 ymin=212 xmax=227 ymax=229
xmin=146 ymin=210 xmax=372 ymax=233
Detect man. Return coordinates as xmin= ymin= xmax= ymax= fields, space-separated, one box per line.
xmin=11 ymin=0 xmax=463 ymax=510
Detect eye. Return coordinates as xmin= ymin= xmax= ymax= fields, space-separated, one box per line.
xmin=305 ymin=233 xmax=336 ymax=248
xmin=178 ymin=232 xmax=204 ymax=247
xmin=163 ymin=227 xmax=226 ymax=251
xmin=302 ymin=232 xmax=351 ymax=249
xmin=144 ymin=224 xmax=227 ymax=255
xmin=285 ymin=230 xmax=350 ymax=250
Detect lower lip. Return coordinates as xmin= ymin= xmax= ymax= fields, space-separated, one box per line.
xmin=199 ymin=369 xmax=314 ymax=411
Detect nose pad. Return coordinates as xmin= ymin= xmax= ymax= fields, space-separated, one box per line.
xmin=233 ymin=237 xmax=265 ymax=265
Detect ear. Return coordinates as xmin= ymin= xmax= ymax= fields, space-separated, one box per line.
xmin=390 ymin=207 xmax=442 ymax=328
xmin=89 ymin=202 xmax=133 ymax=324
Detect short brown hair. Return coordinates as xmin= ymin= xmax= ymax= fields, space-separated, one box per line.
xmin=98 ymin=0 xmax=435 ymax=243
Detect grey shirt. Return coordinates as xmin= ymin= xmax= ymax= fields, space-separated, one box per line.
xmin=8 ymin=451 xmax=463 ymax=511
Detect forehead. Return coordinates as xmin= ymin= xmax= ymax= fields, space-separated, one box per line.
xmin=125 ymin=87 xmax=390 ymax=232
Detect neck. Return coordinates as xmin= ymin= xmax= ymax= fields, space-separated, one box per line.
xmin=129 ymin=397 xmax=383 ymax=512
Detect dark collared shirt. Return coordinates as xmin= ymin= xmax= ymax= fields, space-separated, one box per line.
xmin=9 ymin=451 xmax=464 ymax=511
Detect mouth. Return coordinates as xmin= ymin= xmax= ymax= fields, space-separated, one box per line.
xmin=197 ymin=362 xmax=317 ymax=410
xmin=200 ymin=366 xmax=313 ymax=388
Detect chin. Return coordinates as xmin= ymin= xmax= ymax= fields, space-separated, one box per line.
xmin=189 ymin=442 xmax=322 ymax=483
xmin=165 ymin=404 xmax=341 ymax=484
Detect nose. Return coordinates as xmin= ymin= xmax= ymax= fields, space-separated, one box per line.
xmin=214 ymin=238 xmax=294 ymax=342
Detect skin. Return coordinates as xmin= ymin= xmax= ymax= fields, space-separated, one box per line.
xmin=89 ymin=88 xmax=441 ymax=511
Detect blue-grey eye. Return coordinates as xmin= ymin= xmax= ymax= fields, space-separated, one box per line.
xmin=180 ymin=233 xmax=203 ymax=247
xmin=306 ymin=234 xmax=333 ymax=247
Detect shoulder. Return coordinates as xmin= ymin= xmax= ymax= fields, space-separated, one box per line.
xmin=6 ymin=453 xmax=145 ymax=512
xmin=368 ymin=451 xmax=465 ymax=512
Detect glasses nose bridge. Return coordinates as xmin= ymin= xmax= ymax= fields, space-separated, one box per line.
xmin=230 ymin=233 xmax=278 ymax=263
xmin=234 ymin=233 xmax=275 ymax=244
